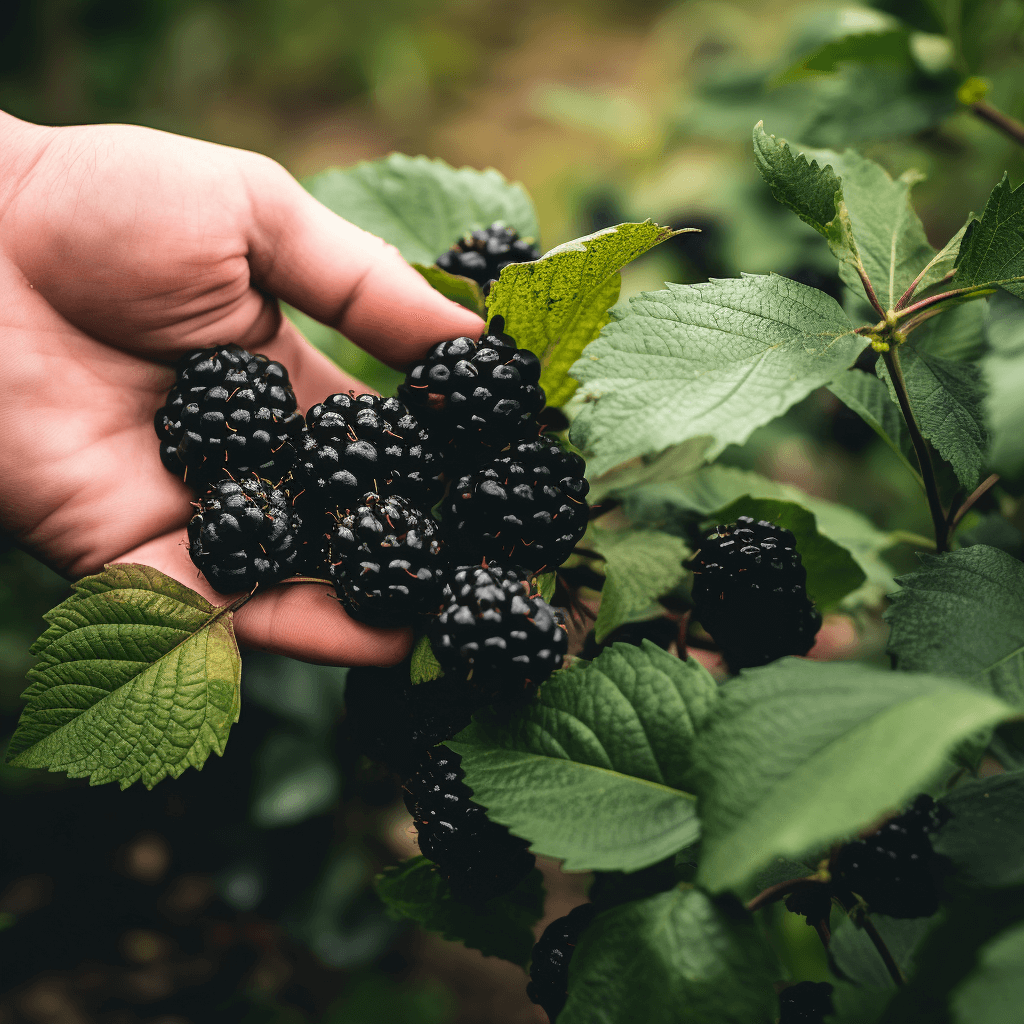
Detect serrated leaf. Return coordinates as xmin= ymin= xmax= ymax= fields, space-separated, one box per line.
xmin=410 ymin=635 xmax=443 ymax=685
xmin=303 ymin=154 xmax=539 ymax=265
xmin=691 ymin=659 xmax=1013 ymax=893
xmin=448 ymin=642 xmax=717 ymax=872
xmin=411 ymin=264 xmax=486 ymax=316
xmin=487 ymin=222 xmax=679 ymax=407
xmin=568 ymin=275 xmax=863 ymax=475
xmin=560 ymin=888 xmax=777 ymax=1024
xmin=950 ymin=920 xmax=1024 ymax=1024
xmin=954 ymin=174 xmax=1024 ymax=299
xmin=6 ymin=564 xmax=241 ymax=789
xmin=589 ymin=528 xmax=689 ymax=643
xmin=885 ymin=545 xmax=1024 ymax=710
xmin=984 ymin=290 xmax=1024 ymax=479
xmin=376 ymin=856 xmax=543 ymax=966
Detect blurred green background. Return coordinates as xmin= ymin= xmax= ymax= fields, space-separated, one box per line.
xmin=2 ymin=1 xmax=1024 ymax=1021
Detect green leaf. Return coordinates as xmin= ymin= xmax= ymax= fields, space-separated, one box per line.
xmin=984 ymin=290 xmax=1024 ymax=479
xmin=954 ymin=174 xmax=1024 ymax=299
xmin=885 ymin=545 xmax=1024 ymax=709
xmin=587 ymin=438 xmax=714 ymax=500
xmin=376 ymin=856 xmax=543 ymax=966
xmin=912 ymin=296 xmax=986 ymax=361
xmin=5 ymin=564 xmax=241 ymax=789
xmin=250 ymin=732 xmax=339 ymax=828
xmin=702 ymin=497 xmax=865 ymax=611
xmin=411 ymin=264 xmax=485 ymax=316
xmin=830 ymin=913 xmax=932 ymax=990
xmin=771 ymin=29 xmax=915 ymax=86
xmin=589 ymin=528 xmax=689 ymax=643
xmin=912 ymin=218 xmax=973 ymax=301
xmin=410 ymin=635 xmax=444 ymax=685
xmin=560 ymin=888 xmax=777 ymax=1024
xmin=487 ymin=222 xmax=679 ymax=407
xmin=951 ymin=920 xmax=1024 ymax=1024
xmin=569 ymin=275 xmax=863 ymax=475
xmin=303 ymin=154 xmax=539 ymax=266
xmin=449 ymin=642 xmax=717 ymax=871
xmin=535 ymin=571 xmax=558 ymax=604
xmin=691 ymin=659 xmax=1013 ymax=893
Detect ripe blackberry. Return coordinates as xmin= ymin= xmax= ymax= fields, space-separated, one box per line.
xmin=526 ymin=903 xmax=598 ymax=1022
xmin=689 ymin=516 xmax=821 ymax=671
xmin=156 ymin=344 xmax=303 ymax=486
xmin=778 ymin=982 xmax=834 ymax=1024
xmin=435 ymin=223 xmax=540 ymax=292
xmin=403 ymin=746 xmax=535 ymax=904
xmin=329 ymin=493 xmax=446 ymax=626
xmin=293 ymin=393 xmax=444 ymax=511
xmin=443 ymin=435 xmax=589 ymax=574
xmin=188 ymin=475 xmax=303 ymax=594
xmin=429 ymin=565 xmax=567 ymax=703
xmin=833 ymin=795 xmax=950 ymax=919
xmin=397 ymin=321 xmax=544 ymax=466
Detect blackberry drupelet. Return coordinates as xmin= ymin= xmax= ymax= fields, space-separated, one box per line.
xmin=443 ymin=435 xmax=589 ymax=573
xmin=329 ymin=492 xmax=446 ymax=626
xmin=156 ymin=344 xmax=303 ymax=486
xmin=397 ymin=322 xmax=544 ymax=466
xmin=778 ymin=982 xmax=835 ymax=1024
xmin=188 ymin=475 xmax=303 ymax=594
xmin=435 ymin=223 xmax=540 ymax=292
xmin=429 ymin=564 xmax=567 ymax=703
xmin=833 ymin=795 xmax=950 ymax=918
xmin=403 ymin=746 xmax=535 ymax=904
xmin=689 ymin=516 xmax=821 ymax=671
xmin=293 ymin=393 xmax=444 ymax=511
xmin=526 ymin=903 xmax=598 ymax=1022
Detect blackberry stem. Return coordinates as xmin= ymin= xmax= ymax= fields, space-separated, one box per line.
xmin=745 ymin=875 xmax=822 ymax=913
xmin=859 ymin=912 xmax=906 ymax=987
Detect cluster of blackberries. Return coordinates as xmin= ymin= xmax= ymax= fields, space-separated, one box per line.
xmin=435 ymin=222 xmax=540 ymax=293
xmin=688 ymin=516 xmax=822 ymax=671
xmin=527 ymin=903 xmax=597 ymax=1021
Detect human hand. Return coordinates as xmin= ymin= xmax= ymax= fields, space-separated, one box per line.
xmin=0 ymin=112 xmax=484 ymax=665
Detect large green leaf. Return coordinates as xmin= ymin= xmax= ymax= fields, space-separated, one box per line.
xmin=954 ymin=174 xmax=1024 ymax=300
xmin=5 ymin=564 xmax=241 ymax=789
xmin=488 ymin=221 xmax=678 ymax=407
xmin=303 ymin=154 xmax=539 ymax=265
xmin=830 ymin=913 xmax=932 ymax=990
xmin=568 ymin=275 xmax=863 ymax=475
xmin=951 ymin=920 xmax=1024 ymax=1024
xmin=984 ymin=290 xmax=1024 ymax=479
xmin=560 ymin=888 xmax=777 ymax=1024
xmin=375 ymin=857 xmax=544 ymax=966
xmin=691 ymin=659 xmax=1013 ymax=893
xmin=449 ymin=642 xmax=717 ymax=872
xmin=885 ymin=545 xmax=1024 ymax=710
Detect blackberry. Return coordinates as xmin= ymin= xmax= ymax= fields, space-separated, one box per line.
xmin=156 ymin=344 xmax=303 ymax=486
xmin=397 ymin=322 xmax=544 ymax=466
xmin=293 ymin=393 xmax=444 ymax=511
xmin=526 ymin=903 xmax=598 ymax=1022
xmin=435 ymin=223 xmax=540 ymax=292
xmin=429 ymin=565 xmax=567 ymax=703
xmin=187 ymin=475 xmax=303 ymax=594
xmin=689 ymin=516 xmax=821 ymax=671
xmin=329 ymin=492 xmax=446 ymax=626
xmin=778 ymin=982 xmax=834 ymax=1024
xmin=443 ymin=435 xmax=589 ymax=573
xmin=833 ymin=795 xmax=950 ymax=919
xmin=403 ymin=746 xmax=535 ymax=904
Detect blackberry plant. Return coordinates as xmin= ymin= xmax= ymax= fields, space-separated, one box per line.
xmin=435 ymin=222 xmax=541 ymax=292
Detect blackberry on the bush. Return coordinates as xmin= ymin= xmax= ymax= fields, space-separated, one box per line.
xmin=293 ymin=393 xmax=444 ymax=511
xmin=435 ymin=223 xmax=540 ymax=291
xmin=397 ymin=322 xmax=545 ymax=465
xmin=187 ymin=475 xmax=303 ymax=594
xmin=403 ymin=746 xmax=535 ymax=904
xmin=689 ymin=516 xmax=821 ymax=671
xmin=156 ymin=344 xmax=303 ymax=486
xmin=328 ymin=492 xmax=446 ymax=626
xmin=778 ymin=982 xmax=834 ymax=1024
xmin=429 ymin=564 xmax=567 ymax=703
xmin=443 ymin=435 xmax=589 ymax=574
xmin=526 ymin=903 xmax=598 ymax=1022
xmin=833 ymin=795 xmax=950 ymax=919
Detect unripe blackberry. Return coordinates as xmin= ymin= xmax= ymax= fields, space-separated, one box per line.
xmin=156 ymin=344 xmax=303 ymax=487
xmin=329 ymin=492 xmax=446 ymax=626
xmin=778 ymin=982 xmax=834 ymax=1024
xmin=833 ymin=795 xmax=950 ymax=919
xmin=430 ymin=565 xmax=567 ymax=703
xmin=527 ymin=903 xmax=598 ymax=1022
xmin=435 ymin=223 xmax=540 ymax=292
xmin=443 ymin=435 xmax=589 ymax=573
xmin=403 ymin=746 xmax=535 ymax=904
xmin=293 ymin=393 xmax=444 ymax=511
xmin=187 ymin=475 xmax=303 ymax=594
xmin=689 ymin=516 xmax=821 ymax=671
xmin=398 ymin=322 xmax=544 ymax=467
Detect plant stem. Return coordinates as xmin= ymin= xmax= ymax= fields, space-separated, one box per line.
xmin=882 ymin=348 xmax=948 ymax=553
xmin=858 ymin=265 xmax=887 ymax=319
xmin=862 ymin=915 xmax=906 ymax=987
xmin=971 ymin=100 xmax=1024 ymax=148
xmin=275 ymin=575 xmax=333 ymax=586
xmin=745 ymin=876 xmax=822 ymax=913
xmin=950 ymin=473 xmax=1001 ymax=531
xmin=887 ymin=530 xmax=938 ymax=551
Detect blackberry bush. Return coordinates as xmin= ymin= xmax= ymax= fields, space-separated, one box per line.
xmin=526 ymin=903 xmax=598 ymax=1022
xmin=435 ymin=222 xmax=540 ymax=291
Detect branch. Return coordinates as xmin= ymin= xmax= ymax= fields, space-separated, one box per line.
xmin=858 ymin=264 xmax=887 ymax=319
xmin=895 ymin=267 xmax=956 ymax=313
xmin=745 ymin=876 xmax=822 ymax=913
xmin=971 ymin=100 xmax=1024 ymax=148
xmin=896 ymin=284 xmax=997 ymax=321
xmin=950 ymin=473 xmax=1000 ymax=531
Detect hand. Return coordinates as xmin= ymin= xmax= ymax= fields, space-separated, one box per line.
xmin=0 ymin=112 xmax=484 ymax=666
